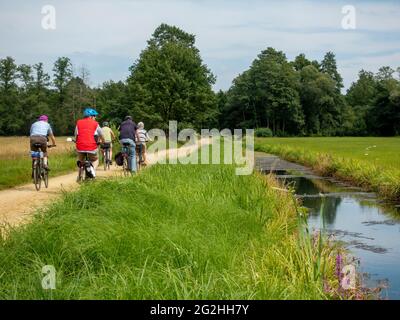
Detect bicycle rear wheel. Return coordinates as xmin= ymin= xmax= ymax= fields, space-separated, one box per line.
xmin=103 ymin=151 xmax=108 ymax=171
xmin=105 ymin=149 xmax=111 ymax=170
xmin=77 ymin=165 xmax=84 ymax=183
xmin=42 ymin=158 xmax=49 ymax=188
xmin=136 ymin=145 xmax=142 ymax=172
xmin=136 ymin=154 xmax=141 ymax=172
xmin=43 ymin=168 xmax=49 ymax=188
xmin=123 ymin=156 xmax=130 ymax=176
xmin=33 ymin=160 xmax=41 ymax=191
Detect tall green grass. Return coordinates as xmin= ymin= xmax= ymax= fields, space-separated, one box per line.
xmin=0 ymin=164 xmax=338 ymax=299
xmin=255 ymin=138 xmax=400 ymax=201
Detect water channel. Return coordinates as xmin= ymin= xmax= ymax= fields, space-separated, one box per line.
xmin=256 ymin=155 xmax=400 ymax=299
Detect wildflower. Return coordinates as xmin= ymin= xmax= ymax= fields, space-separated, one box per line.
xmin=336 ymin=254 xmax=343 ymax=281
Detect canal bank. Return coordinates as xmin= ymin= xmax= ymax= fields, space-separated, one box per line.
xmin=256 ymin=153 xmax=400 ymax=300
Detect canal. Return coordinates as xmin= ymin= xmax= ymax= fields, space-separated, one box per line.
xmin=256 ymin=154 xmax=400 ymax=300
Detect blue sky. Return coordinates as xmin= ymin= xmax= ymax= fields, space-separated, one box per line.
xmin=0 ymin=0 xmax=399 ymax=91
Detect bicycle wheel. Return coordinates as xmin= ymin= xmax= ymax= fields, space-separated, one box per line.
xmin=103 ymin=150 xmax=107 ymax=171
xmin=33 ymin=160 xmax=41 ymax=191
xmin=106 ymin=149 xmax=111 ymax=170
xmin=123 ymin=156 xmax=130 ymax=176
xmin=136 ymin=145 xmax=141 ymax=172
xmin=77 ymin=165 xmax=84 ymax=183
xmin=43 ymin=166 xmax=49 ymax=188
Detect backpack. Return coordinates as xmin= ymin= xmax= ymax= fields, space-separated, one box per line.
xmin=115 ymin=152 xmax=124 ymax=166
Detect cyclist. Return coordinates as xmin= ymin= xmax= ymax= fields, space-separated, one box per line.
xmin=119 ymin=116 xmax=138 ymax=173
xmin=29 ymin=115 xmax=56 ymax=170
xmin=100 ymin=121 xmax=115 ymax=165
xmin=136 ymin=122 xmax=151 ymax=165
xmin=75 ymin=108 xmax=105 ymax=178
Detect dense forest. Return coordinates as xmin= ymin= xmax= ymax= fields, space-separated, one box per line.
xmin=0 ymin=24 xmax=399 ymax=137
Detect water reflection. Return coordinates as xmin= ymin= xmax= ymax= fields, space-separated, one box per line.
xmin=280 ymin=176 xmax=342 ymax=225
xmin=273 ymin=172 xmax=400 ymax=300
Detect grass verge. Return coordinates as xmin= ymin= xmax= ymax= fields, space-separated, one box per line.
xmin=0 ymin=163 xmax=344 ymax=299
xmin=255 ymin=138 xmax=400 ymax=202
xmin=0 ymin=153 xmax=76 ymax=190
xmin=0 ymin=136 xmax=77 ymax=190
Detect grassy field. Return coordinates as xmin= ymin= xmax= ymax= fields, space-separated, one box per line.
xmin=255 ymin=137 xmax=400 ymax=201
xmin=0 ymin=137 xmax=76 ymax=190
xmin=0 ymin=163 xmax=345 ymax=300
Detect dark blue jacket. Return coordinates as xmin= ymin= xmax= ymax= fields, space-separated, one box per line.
xmin=119 ymin=120 xmax=137 ymax=140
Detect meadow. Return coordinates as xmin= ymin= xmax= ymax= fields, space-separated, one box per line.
xmin=255 ymin=137 xmax=400 ymax=201
xmin=0 ymin=137 xmax=76 ymax=190
xmin=0 ymin=163 xmax=345 ymax=300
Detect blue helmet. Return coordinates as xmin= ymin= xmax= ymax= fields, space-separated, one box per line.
xmin=83 ymin=108 xmax=98 ymax=117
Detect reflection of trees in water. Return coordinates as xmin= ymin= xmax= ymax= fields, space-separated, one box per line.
xmin=303 ymin=196 xmax=342 ymax=225
xmin=289 ymin=175 xmax=400 ymax=227
xmin=293 ymin=177 xmax=342 ymax=226
xmin=358 ymin=200 xmax=400 ymax=221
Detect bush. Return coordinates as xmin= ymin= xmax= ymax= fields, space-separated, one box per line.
xmin=255 ymin=127 xmax=273 ymax=137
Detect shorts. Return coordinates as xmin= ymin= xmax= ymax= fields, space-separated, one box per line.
xmin=136 ymin=143 xmax=147 ymax=153
xmin=101 ymin=142 xmax=113 ymax=150
xmin=30 ymin=136 xmax=48 ymax=155
xmin=77 ymin=151 xmax=98 ymax=162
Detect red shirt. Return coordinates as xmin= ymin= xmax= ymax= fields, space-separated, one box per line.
xmin=75 ymin=118 xmax=100 ymax=151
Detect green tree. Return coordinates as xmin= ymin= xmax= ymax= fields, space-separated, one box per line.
xmin=346 ymin=70 xmax=377 ymax=135
xmin=95 ymin=80 xmax=130 ymax=125
xmin=369 ymin=68 xmax=400 ymax=135
xmin=0 ymin=57 xmax=22 ymax=135
xmin=292 ymin=53 xmax=311 ymax=72
xmin=52 ymin=57 xmax=73 ymax=134
xmin=321 ymin=52 xmax=343 ymax=92
xmin=31 ymin=63 xmax=52 ymax=121
xmin=299 ymin=65 xmax=344 ymax=135
xmin=127 ymin=24 xmax=218 ymax=131
xmin=223 ymin=48 xmax=304 ymax=135
xmin=64 ymin=76 xmax=95 ymax=133
xmin=221 ymin=71 xmax=253 ymax=129
xmin=375 ymin=66 xmax=395 ymax=81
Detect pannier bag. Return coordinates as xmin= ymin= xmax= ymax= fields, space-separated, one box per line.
xmin=115 ymin=152 xmax=124 ymax=166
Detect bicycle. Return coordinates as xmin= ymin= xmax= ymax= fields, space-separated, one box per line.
xmin=121 ymin=143 xmax=133 ymax=176
xmin=136 ymin=143 xmax=145 ymax=172
xmin=101 ymin=143 xmax=112 ymax=171
xmin=31 ymin=144 xmax=56 ymax=191
xmin=77 ymin=153 xmax=96 ymax=182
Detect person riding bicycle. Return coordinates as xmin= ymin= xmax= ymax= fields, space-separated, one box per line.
xmin=29 ymin=115 xmax=56 ymax=170
xmin=100 ymin=121 xmax=115 ymax=165
xmin=136 ymin=122 xmax=151 ymax=165
xmin=118 ymin=116 xmax=138 ymax=173
xmin=75 ymin=108 xmax=105 ymax=178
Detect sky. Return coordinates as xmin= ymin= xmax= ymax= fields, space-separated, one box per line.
xmin=0 ymin=0 xmax=399 ymax=91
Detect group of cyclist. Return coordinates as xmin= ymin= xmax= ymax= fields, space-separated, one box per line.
xmin=29 ymin=107 xmax=150 ymax=181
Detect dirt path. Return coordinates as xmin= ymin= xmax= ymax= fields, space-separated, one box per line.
xmin=0 ymin=139 xmax=210 ymax=227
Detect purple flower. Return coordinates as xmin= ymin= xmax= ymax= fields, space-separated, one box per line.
xmin=336 ymin=254 xmax=343 ymax=281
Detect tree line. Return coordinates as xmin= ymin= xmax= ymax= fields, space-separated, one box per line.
xmin=0 ymin=23 xmax=399 ymax=137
